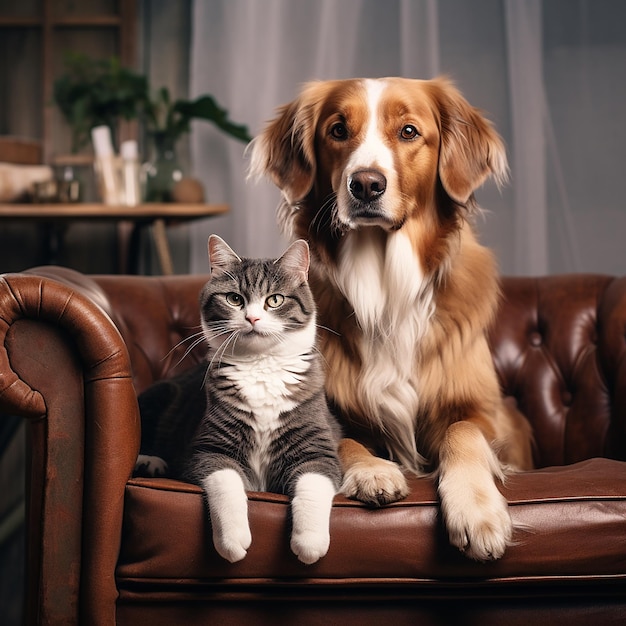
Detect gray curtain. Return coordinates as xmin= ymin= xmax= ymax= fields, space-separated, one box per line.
xmin=189 ymin=0 xmax=626 ymax=276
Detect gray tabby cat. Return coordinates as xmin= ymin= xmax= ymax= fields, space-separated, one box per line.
xmin=182 ymin=235 xmax=342 ymax=565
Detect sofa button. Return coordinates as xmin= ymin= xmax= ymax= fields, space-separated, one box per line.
xmin=529 ymin=331 xmax=542 ymax=347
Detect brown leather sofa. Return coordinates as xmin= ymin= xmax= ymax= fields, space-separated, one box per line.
xmin=0 ymin=266 xmax=625 ymax=625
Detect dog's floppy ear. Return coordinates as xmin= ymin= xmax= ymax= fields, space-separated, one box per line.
xmin=432 ymin=79 xmax=508 ymax=205
xmin=248 ymin=89 xmax=319 ymax=205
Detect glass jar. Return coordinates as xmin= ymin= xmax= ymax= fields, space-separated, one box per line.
xmin=143 ymin=131 xmax=183 ymax=202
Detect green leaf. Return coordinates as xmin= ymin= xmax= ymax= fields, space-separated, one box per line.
xmin=172 ymin=95 xmax=252 ymax=143
xmin=52 ymin=52 xmax=252 ymax=152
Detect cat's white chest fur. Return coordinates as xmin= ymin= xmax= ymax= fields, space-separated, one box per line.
xmin=225 ymin=353 xmax=310 ymax=418
xmin=223 ymin=353 xmax=311 ymax=489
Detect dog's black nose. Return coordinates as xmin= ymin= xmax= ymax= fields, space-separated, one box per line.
xmin=349 ymin=170 xmax=387 ymax=202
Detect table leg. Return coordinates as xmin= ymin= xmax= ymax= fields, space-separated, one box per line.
xmin=151 ymin=219 xmax=174 ymax=275
xmin=116 ymin=221 xmax=133 ymax=273
xmin=41 ymin=223 xmax=68 ymax=265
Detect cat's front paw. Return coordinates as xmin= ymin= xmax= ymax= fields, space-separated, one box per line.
xmin=134 ymin=454 xmax=168 ymax=477
xmin=213 ymin=525 xmax=252 ymax=563
xmin=290 ymin=529 xmax=330 ymax=565
xmin=341 ymin=457 xmax=408 ymax=506
xmin=204 ymin=469 xmax=251 ymax=563
xmin=290 ymin=473 xmax=336 ymax=564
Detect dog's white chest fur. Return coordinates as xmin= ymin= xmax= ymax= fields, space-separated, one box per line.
xmin=335 ymin=230 xmax=434 ymax=469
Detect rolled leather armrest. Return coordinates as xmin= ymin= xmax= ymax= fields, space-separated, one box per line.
xmin=0 ymin=270 xmax=140 ymax=625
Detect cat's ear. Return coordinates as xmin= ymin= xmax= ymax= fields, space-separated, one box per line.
xmin=277 ymin=239 xmax=310 ymax=283
xmin=208 ymin=235 xmax=241 ymax=274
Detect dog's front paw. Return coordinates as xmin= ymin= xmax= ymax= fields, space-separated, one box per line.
xmin=213 ymin=523 xmax=252 ymax=563
xmin=441 ymin=479 xmax=512 ymax=561
xmin=341 ymin=458 xmax=408 ymax=506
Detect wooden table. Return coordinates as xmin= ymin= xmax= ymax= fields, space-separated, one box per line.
xmin=0 ymin=202 xmax=229 ymax=274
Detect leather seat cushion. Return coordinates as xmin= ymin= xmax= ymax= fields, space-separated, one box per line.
xmin=116 ymin=457 xmax=626 ymax=593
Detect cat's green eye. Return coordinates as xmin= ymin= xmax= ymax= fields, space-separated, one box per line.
xmin=266 ymin=294 xmax=285 ymax=309
xmin=225 ymin=292 xmax=244 ymax=307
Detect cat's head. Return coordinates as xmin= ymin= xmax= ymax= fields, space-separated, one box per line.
xmin=200 ymin=235 xmax=317 ymax=358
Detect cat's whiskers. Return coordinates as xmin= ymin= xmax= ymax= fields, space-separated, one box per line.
xmin=280 ymin=321 xmax=340 ymax=339
xmin=216 ymin=269 xmax=241 ymax=288
xmin=177 ymin=335 xmax=208 ymax=366
xmin=162 ymin=328 xmax=206 ymax=366
xmin=310 ymin=344 xmax=330 ymax=368
xmin=208 ymin=338 xmax=230 ymax=371
xmin=203 ymin=322 xmax=234 ymax=341
xmin=199 ymin=362 xmax=211 ymax=390
xmin=311 ymin=191 xmax=346 ymax=238
xmin=309 ymin=193 xmax=336 ymax=237
xmin=210 ymin=328 xmax=243 ymax=371
xmin=315 ymin=323 xmax=340 ymax=337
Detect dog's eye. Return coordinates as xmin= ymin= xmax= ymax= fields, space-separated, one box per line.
xmin=330 ymin=122 xmax=348 ymax=141
xmin=400 ymin=125 xmax=419 ymax=140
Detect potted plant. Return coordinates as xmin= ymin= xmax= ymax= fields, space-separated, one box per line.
xmin=53 ymin=53 xmax=252 ymax=201
xmin=53 ymin=53 xmax=148 ymax=153
xmin=141 ymin=86 xmax=252 ymax=201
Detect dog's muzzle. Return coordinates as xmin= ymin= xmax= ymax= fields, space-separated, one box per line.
xmin=349 ymin=169 xmax=387 ymax=203
xmin=345 ymin=169 xmax=393 ymax=226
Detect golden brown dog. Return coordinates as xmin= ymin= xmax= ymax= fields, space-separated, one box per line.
xmin=250 ymin=77 xmax=533 ymax=561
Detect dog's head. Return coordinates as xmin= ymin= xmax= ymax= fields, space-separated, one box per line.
xmin=250 ymin=77 xmax=507 ymax=250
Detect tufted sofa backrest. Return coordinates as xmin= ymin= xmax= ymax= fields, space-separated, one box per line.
xmin=28 ymin=268 xmax=626 ymax=470
xmin=91 ymin=274 xmax=211 ymax=393
xmin=492 ymin=275 xmax=626 ymax=467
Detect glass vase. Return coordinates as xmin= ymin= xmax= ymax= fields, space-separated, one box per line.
xmin=144 ymin=131 xmax=183 ymax=202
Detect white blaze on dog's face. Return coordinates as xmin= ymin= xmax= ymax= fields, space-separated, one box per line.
xmin=251 ymin=76 xmax=507 ymax=250
xmin=315 ymin=78 xmax=443 ymax=232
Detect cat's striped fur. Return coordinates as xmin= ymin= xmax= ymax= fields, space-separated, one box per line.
xmin=182 ymin=235 xmax=342 ymax=564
